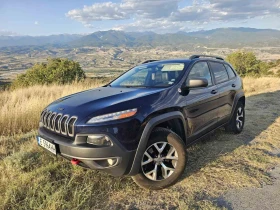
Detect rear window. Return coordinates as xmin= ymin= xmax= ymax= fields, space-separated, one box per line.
xmin=224 ymin=64 xmax=236 ymax=79
xmin=209 ymin=62 xmax=229 ymax=84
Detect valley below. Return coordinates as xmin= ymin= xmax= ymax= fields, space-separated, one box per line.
xmin=1 ymin=45 xmax=280 ymax=83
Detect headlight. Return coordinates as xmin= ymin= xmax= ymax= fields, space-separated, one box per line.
xmin=87 ymin=108 xmax=137 ymax=124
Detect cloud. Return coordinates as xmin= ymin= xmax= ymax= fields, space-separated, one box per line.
xmin=66 ymin=0 xmax=280 ymax=32
xmin=120 ymin=0 xmax=180 ymax=19
xmin=67 ymin=0 xmax=180 ymax=22
xmin=171 ymin=0 xmax=280 ymax=22
xmin=34 ymin=21 xmax=39 ymax=25
xmin=113 ymin=19 xmax=191 ymax=33
xmin=66 ymin=2 xmax=129 ymax=22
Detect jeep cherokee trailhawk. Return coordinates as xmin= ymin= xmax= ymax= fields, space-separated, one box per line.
xmin=37 ymin=55 xmax=245 ymax=190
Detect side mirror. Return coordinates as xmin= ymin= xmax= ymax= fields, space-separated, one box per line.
xmin=185 ymin=78 xmax=208 ymax=89
xmin=179 ymin=78 xmax=208 ymax=95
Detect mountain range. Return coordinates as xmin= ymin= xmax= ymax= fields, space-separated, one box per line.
xmin=0 ymin=34 xmax=83 ymax=48
xmin=0 ymin=28 xmax=280 ymax=48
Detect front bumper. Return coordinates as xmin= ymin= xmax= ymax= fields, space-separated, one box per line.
xmin=38 ymin=127 xmax=136 ymax=176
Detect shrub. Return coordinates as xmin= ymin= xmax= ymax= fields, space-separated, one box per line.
xmin=11 ymin=58 xmax=85 ymax=88
xmin=226 ymin=51 xmax=272 ymax=77
xmin=277 ymin=70 xmax=280 ymax=77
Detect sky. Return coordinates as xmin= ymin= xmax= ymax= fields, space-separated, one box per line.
xmin=0 ymin=0 xmax=280 ymax=36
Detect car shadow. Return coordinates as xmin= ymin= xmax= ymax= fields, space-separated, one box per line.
xmin=181 ymin=90 xmax=280 ymax=180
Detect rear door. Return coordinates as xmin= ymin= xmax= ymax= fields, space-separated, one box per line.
xmin=208 ymin=61 xmax=238 ymax=125
xmin=183 ymin=61 xmax=220 ymax=142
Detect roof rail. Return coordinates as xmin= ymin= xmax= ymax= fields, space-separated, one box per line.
xmin=189 ymin=55 xmax=224 ymax=61
xmin=142 ymin=60 xmax=158 ymax=64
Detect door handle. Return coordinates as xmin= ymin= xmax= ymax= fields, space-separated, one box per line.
xmin=211 ymin=90 xmax=217 ymax=94
xmin=232 ymin=84 xmax=236 ymax=88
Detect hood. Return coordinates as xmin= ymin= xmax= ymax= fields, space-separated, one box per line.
xmin=46 ymin=86 xmax=164 ymax=119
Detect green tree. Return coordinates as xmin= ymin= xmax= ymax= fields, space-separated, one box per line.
xmin=12 ymin=58 xmax=85 ymax=88
xmin=226 ymin=51 xmax=271 ymax=77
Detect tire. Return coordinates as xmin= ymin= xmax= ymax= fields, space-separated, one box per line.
xmin=225 ymin=101 xmax=245 ymax=134
xmin=132 ymin=127 xmax=187 ymax=190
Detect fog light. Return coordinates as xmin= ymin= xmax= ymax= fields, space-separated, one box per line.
xmin=107 ymin=158 xmax=117 ymax=166
xmin=87 ymin=135 xmax=112 ymax=146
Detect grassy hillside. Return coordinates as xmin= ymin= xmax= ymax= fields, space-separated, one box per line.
xmin=0 ymin=77 xmax=280 ymax=209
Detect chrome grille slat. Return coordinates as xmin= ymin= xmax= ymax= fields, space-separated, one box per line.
xmin=67 ymin=117 xmax=77 ymax=137
xmin=60 ymin=115 xmax=69 ymax=135
xmin=57 ymin=113 xmax=63 ymax=133
xmin=47 ymin=111 xmax=53 ymax=128
xmin=54 ymin=113 xmax=62 ymax=132
xmin=40 ymin=110 xmax=47 ymax=122
xmin=49 ymin=112 xmax=56 ymax=131
xmin=44 ymin=112 xmax=51 ymax=127
xmin=40 ymin=110 xmax=77 ymax=137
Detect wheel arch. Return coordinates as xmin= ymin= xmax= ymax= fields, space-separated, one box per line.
xmin=155 ymin=118 xmax=186 ymax=144
xmin=239 ymin=96 xmax=245 ymax=107
xmin=230 ymin=91 xmax=245 ymax=119
xmin=128 ymin=111 xmax=187 ymax=176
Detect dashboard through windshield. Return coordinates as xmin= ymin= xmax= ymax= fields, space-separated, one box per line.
xmin=110 ymin=62 xmax=186 ymax=88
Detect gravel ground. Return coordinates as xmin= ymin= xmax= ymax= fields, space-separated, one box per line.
xmin=220 ymin=162 xmax=280 ymax=210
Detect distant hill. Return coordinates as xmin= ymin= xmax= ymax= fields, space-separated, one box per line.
xmin=0 ymin=28 xmax=280 ymax=48
xmin=70 ymin=30 xmax=136 ymax=47
xmin=187 ymin=28 xmax=280 ymax=47
xmin=70 ymin=28 xmax=280 ymax=48
xmin=0 ymin=34 xmax=82 ymax=47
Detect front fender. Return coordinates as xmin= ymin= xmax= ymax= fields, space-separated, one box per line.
xmin=128 ymin=111 xmax=187 ymax=176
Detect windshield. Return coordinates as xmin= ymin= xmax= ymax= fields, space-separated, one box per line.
xmin=110 ymin=62 xmax=186 ymax=88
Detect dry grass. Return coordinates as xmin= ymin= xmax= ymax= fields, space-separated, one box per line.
xmin=0 ymin=77 xmax=280 ymax=209
xmin=242 ymin=77 xmax=280 ymax=96
xmin=0 ymin=79 xmax=106 ymax=136
xmin=0 ymin=77 xmax=279 ymax=136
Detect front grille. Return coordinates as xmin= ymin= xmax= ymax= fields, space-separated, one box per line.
xmin=40 ymin=110 xmax=77 ymax=137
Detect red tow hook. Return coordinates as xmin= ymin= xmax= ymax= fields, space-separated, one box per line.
xmin=71 ymin=158 xmax=80 ymax=165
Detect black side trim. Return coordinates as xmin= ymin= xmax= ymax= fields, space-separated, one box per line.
xmin=128 ymin=111 xmax=187 ymax=175
xmin=230 ymin=91 xmax=245 ymax=119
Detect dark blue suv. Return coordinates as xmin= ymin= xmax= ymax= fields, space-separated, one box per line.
xmin=37 ymin=55 xmax=245 ymax=190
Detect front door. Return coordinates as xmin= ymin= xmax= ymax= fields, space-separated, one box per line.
xmin=182 ymin=61 xmax=220 ymax=142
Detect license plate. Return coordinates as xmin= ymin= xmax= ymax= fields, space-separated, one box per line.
xmin=37 ymin=136 xmax=57 ymax=155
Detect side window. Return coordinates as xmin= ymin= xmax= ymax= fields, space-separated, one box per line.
xmin=187 ymin=62 xmax=212 ymax=87
xmin=224 ymin=64 xmax=236 ymax=79
xmin=209 ymin=62 xmax=229 ymax=84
